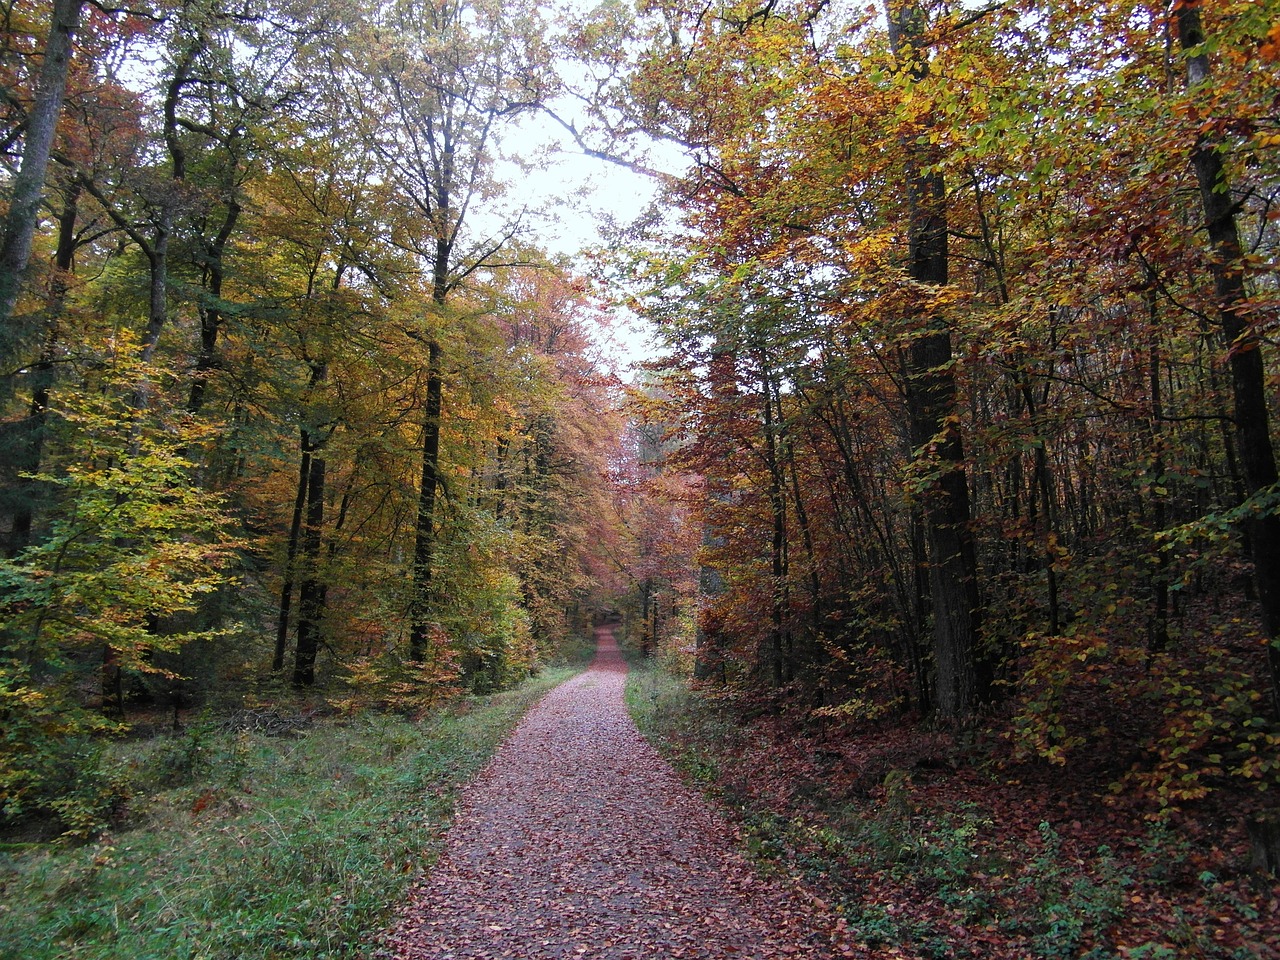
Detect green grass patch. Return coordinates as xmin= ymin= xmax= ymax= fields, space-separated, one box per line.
xmin=0 ymin=663 xmax=580 ymax=960
xmin=625 ymin=655 xmax=747 ymax=790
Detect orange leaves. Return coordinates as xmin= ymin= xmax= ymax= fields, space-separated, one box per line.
xmin=1261 ymin=20 xmax=1280 ymax=60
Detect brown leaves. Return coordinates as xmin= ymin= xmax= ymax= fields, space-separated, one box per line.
xmin=379 ymin=627 xmax=843 ymax=959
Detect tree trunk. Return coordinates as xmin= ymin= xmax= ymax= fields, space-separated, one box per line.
xmin=292 ymin=430 xmax=328 ymax=686
xmin=187 ymin=196 xmax=242 ymax=413
xmin=276 ymin=357 xmax=331 ymax=678
xmin=785 ymin=420 xmax=822 ymax=650
xmin=5 ymin=179 xmax=79 ymax=556
xmin=649 ymin=580 xmax=660 ymax=655
xmin=410 ymin=336 xmax=444 ymax=661
xmin=1247 ymin=814 xmax=1280 ymax=876
xmin=409 ymin=215 xmax=452 ymax=659
xmin=1178 ymin=2 xmax=1280 ymax=715
xmin=274 ymin=446 xmax=312 ymax=672
xmin=908 ymin=312 xmax=985 ymax=720
xmin=0 ymin=0 xmax=85 ymax=346
xmin=887 ymin=0 xmax=986 ymax=721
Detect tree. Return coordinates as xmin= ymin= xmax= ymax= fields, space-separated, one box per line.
xmin=1175 ymin=0 xmax=1280 ymax=716
xmin=0 ymin=0 xmax=85 ymax=352
xmin=596 ymin=0 xmax=1280 ymax=797
xmin=351 ymin=0 xmax=552 ymax=661
xmin=0 ymin=1 xmax=125 ymax=556
xmin=0 ymin=343 xmax=242 ymax=715
xmin=884 ymin=0 xmax=986 ymax=720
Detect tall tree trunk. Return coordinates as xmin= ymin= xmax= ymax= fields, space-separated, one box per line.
xmin=274 ymin=445 xmax=311 ymax=673
xmin=813 ymin=401 xmax=926 ymax=709
xmin=132 ymin=39 xmax=201 ymax=370
xmin=887 ymin=1 xmax=987 ymax=721
xmin=410 ymin=335 xmax=444 ymax=661
xmin=410 ymin=230 xmax=451 ymax=661
xmin=1178 ymin=2 xmax=1280 ymax=715
xmin=5 ymin=179 xmax=79 ymax=556
xmin=137 ymin=224 xmax=171 ymax=367
xmin=0 ymin=0 xmax=85 ymax=348
xmin=293 ymin=416 xmax=328 ymax=687
xmin=276 ymin=355 xmax=332 ymax=677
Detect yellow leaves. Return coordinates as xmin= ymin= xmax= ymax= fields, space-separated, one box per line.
xmin=1253 ymin=130 xmax=1280 ymax=150
xmin=0 ymin=346 xmax=246 ymax=665
xmin=1239 ymin=754 xmax=1267 ymax=779
xmin=840 ymin=230 xmax=895 ymax=272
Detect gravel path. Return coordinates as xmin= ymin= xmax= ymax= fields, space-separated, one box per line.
xmin=379 ymin=626 xmax=840 ymax=959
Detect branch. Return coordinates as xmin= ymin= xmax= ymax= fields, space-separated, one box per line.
xmin=540 ymin=106 xmax=680 ymax=187
xmin=88 ymin=1 xmax=163 ymax=21
xmin=57 ymin=154 xmax=156 ymax=258
xmin=939 ymin=2 xmax=1005 ymax=38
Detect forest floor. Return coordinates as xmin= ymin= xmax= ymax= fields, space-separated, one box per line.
xmin=627 ymin=658 xmax=1280 ymax=959
xmin=377 ymin=623 xmax=847 ymax=959
xmin=0 ymin=657 xmax=592 ymax=960
xmin=6 ymin=630 xmax=1278 ymax=959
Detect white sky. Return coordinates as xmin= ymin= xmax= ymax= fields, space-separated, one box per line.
xmin=493 ymin=105 xmax=675 ymax=378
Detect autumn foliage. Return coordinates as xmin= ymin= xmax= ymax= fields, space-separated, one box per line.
xmin=0 ymin=0 xmax=1278 ymax=945
xmin=0 ymin=0 xmax=643 ymax=831
xmin=600 ymin=0 xmax=1280 ymax=827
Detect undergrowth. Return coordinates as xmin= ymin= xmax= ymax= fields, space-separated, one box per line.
xmin=625 ymin=651 xmax=748 ymax=789
xmin=0 ymin=662 xmax=581 ymax=960
xmin=625 ymin=657 xmax=1279 ymax=959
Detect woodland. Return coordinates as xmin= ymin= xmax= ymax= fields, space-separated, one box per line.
xmin=1 ymin=0 xmax=1279 ymax=956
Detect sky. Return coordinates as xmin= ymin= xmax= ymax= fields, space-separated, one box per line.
xmin=494 ymin=106 xmax=677 ymax=377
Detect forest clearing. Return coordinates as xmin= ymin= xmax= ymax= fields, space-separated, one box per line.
xmin=2 ymin=0 xmax=1280 ymax=956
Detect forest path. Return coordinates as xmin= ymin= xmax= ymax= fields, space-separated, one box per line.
xmin=379 ymin=625 xmax=841 ymax=959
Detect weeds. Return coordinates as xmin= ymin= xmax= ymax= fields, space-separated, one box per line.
xmin=624 ymin=658 xmax=1276 ymax=959
xmin=1018 ymin=824 xmax=1132 ymax=958
xmin=625 ymin=656 xmax=746 ymax=789
xmin=0 ymin=663 xmax=580 ymax=960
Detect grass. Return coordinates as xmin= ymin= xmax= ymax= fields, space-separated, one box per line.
xmin=0 ymin=661 xmax=583 ymax=960
xmin=624 ymin=651 xmax=747 ymax=791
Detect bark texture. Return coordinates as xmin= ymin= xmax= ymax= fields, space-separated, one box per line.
xmin=1179 ymin=2 xmax=1280 ymax=715
xmin=0 ymin=0 xmax=85 ymax=342
xmin=887 ymin=0 xmax=986 ymax=721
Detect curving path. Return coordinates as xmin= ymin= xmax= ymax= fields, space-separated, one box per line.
xmin=379 ymin=625 xmax=839 ymax=959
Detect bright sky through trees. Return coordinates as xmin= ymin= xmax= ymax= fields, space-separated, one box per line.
xmin=493 ymin=108 xmax=665 ymax=373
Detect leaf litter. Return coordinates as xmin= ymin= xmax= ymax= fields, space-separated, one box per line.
xmin=377 ymin=627 xmax=846 ymax=959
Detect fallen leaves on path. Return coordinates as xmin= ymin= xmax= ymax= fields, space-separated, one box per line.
xmin=377 ymin=627 xmax=845 ymax=959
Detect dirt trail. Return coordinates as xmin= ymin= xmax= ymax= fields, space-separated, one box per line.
xmin=379 ymin=625 xmax=840 ymax=959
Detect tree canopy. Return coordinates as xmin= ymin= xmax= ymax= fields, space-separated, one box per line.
xmin=1 ymin=0 xmax=1279 ymax=854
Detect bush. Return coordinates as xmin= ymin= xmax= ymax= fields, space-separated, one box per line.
xmin=0 ymin=661 xmax=126 ymax=836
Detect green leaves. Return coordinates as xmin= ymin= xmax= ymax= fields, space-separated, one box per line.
xmin=0 ymin=660 xmax=122 ymax=827
xmin=0 ymin=351 xmax=245 ymax=670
